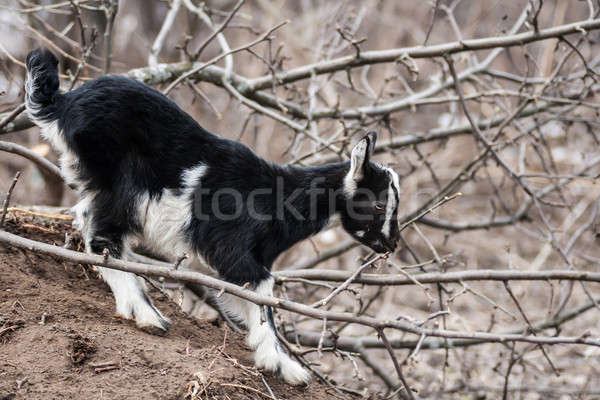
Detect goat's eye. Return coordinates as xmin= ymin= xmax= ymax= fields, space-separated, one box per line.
xmin=374 ymin=202 xmax=385 ymax=211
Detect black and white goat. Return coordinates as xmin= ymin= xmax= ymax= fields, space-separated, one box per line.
xmin=25 ymin=48 xmax=401 ymax=385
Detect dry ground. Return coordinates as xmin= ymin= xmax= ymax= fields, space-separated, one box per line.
xmin=0 ymin=217 xmax=337 ymax=400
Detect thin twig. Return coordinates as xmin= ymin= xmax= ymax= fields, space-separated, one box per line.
xmin=102 ymin=0 xmax=118 ymax=73
xmin=163 ymin=20 xmax=288 ymax=95
xmin=193 ymin=0 xmax=246 ymax=60
xmin=311 ymin=254 xmax=383 ymax=308
xmin=148 ymin=0 xmax=182 ymax=67
xmin=0 ymin=104 xmax=26 ymax=131
xmin=377 ymin=328 xmax=414 ymax=400
xmin=0 ymin=172 xmax=21 ymax=228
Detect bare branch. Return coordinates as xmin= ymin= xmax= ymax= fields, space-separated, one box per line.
xmin=0 ymin=141 xmax=64 ymax=182
xmin=246 ymin=17 xmax=600 ymax=91
xmin=1 ymin=229 xmax=598 ymax=349
xmin=148 ymin=0 xmax=182 ymax=67
xmin=276 ymin=268 xmax=600 ymax=286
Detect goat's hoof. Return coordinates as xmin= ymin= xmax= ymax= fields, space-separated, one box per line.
xmin=278 ymin=358 xmax=311 ymax=386
xmin=137 ymin=314 xmax=171 ymax=336
xmin=255 ymin=349 xmax=311 ymax=386
xmin=113 ymin=313 xmax=134 ymax=321
xmin=139 ymin=322 xmax=170 ymax=337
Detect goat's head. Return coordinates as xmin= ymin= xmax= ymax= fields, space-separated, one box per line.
xmin=340 ymin=131 xmax=401 ymax=253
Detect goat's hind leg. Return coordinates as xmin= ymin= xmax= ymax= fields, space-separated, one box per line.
xmin=218 ymin=276 xmax=310 ymax=385
xmin=185 ymin=283 xmax=244 ymax=332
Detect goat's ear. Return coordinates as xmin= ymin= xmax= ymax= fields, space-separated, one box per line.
xmin=349 ymin=131 xmax=377 ymax=181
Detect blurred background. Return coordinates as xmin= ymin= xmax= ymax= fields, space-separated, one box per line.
xmin=2 ymin=0 xmax=600 ymax=398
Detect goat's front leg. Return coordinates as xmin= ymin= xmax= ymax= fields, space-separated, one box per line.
xmin=82 ymin=219 xmax=171 ymax=335
xmin=217 ymin=276 xmax=310 ymax=385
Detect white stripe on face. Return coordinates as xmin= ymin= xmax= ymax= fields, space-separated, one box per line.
xmin=381 ymin=168 xmax=400 ymax=238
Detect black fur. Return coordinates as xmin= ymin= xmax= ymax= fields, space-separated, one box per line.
xmin=25 ymin=47 xmax=400 ymax=383
xmin=26 ymin=48 xmax=398 ymax=285
xmin=25 ymin=48 xmax=59 ymax=108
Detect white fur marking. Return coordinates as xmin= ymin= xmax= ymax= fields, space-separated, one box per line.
xmin=181 ymin=164 xmax=208 ymax=192
xmin=217 ymin=278 xmax=310 ymax=385
xmin=344 ymin=138 xmax=368 ymax=196
xmin=343 ymin=171 xmax=357 ymax=197
xmin=134 ymin=165 xmax=213 ymax=275
xmin=28 ymin=113 xmax=84 ymax=189
xmin=136 ymin=191 xmax=192 ymax=258
xmin=95 ymin=258 xmax=170 ymax=331
xmin=82 ymin=220 xmax=169 ymax=331
xmin=382 ymin=168 xmax=400 ymax=238
xmin=71 ymin=191 xmax=96 ymax=236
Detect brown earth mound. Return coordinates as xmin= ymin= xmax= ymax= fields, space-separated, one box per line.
xmin=0 ymin=218 xmax=338 ymax=400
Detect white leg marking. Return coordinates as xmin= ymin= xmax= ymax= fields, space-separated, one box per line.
xmin=93 ymin=245 xmax=170 ymax=332
xmin=81 ymin=207 xmax=170 ymax=333
xmin=218 ymin=278 xmax=310 ymax=385
xmin=122 ymin=245 xmax=171 ymax=331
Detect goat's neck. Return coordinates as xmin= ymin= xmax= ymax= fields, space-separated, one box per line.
xmin=275 ymin=161 xmax=350 ymax=242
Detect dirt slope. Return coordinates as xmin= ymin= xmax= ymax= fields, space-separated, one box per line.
xmin=0 ymin=219 xmax=337 ymax=400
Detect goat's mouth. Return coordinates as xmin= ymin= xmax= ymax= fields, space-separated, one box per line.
xmin=358 ymin=237 xmax=397 ymax=254
xmin=379 ymin=236 xmax=399 ymax=253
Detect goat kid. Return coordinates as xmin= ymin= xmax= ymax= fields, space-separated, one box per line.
xmin=25 ymin=48 xmax=401 ymax=385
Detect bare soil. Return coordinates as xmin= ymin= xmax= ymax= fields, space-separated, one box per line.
xmin=0 ymin=218 xmax=337 ymax=400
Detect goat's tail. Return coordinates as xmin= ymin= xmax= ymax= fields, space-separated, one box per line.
xmin=25 ymin=48 xmax=60 ymax=118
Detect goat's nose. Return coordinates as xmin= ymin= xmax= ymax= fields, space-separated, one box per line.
xmin=384 ymin=238 xmax=397 ymax=252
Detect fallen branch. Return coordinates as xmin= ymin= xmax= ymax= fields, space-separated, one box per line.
xmin=0 ymin=228 xmax=598 ymax=348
